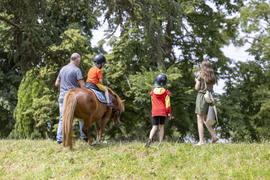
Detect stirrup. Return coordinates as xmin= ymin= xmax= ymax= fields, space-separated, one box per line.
xmin=107 ymin=102 xmax=115 ymax=107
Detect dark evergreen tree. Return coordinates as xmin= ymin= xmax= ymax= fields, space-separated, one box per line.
xmin=0 ymin=0 xmax=101 ymax=139
xmin=0 ymin=0 xmax=100 ymax=73
xmin=0 ymin=45 xmax=22 ymax=138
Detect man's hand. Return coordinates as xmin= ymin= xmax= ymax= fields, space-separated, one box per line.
xmin=169 ymin=116 xmax=172 ymax=120
xmin=78 ymin=79 xmax=85 ymax=88
xmin=55 ymin=78 xmax=60 ymax=87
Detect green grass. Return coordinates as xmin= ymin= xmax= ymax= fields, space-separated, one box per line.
xmin=0 ymin=140 xmax=270 ymax=179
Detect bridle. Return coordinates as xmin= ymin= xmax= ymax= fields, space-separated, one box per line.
xmin=111 ymin=108 xmax=121 ymax=119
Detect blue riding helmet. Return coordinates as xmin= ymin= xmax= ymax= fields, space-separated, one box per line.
xmin=155 ymin=73 xmax=167 ymax=88
xmin=93 ymin=54 xmax=106 ymax=66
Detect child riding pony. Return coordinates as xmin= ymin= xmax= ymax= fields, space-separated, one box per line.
xmin=62 ymin=84 xmax=125 ymax=148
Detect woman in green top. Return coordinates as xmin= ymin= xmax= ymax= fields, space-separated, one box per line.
xmin=194 ymin=60 xmax=218 ymax=146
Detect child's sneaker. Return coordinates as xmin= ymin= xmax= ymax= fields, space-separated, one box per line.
xmin=107 ymin=102 xmax=115 ymax=107
xmin=145 ymin=139 xmax=152 ymax=148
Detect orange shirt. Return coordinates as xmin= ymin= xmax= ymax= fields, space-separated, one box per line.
xmin=86 ymin=66 xmax=102 ymax=84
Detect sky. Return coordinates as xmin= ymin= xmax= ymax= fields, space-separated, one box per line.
xmin=91 ymin=21 xmax=255 ymax=95
xmin=216 ymin=44 xmax=254 ymax=94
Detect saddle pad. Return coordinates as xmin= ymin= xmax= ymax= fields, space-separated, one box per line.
xmin=91 ymin=89 xmax=111 ymax=104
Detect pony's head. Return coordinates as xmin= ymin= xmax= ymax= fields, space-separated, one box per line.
xmin=107 ymin=88 xmax=125 ymax=126
xmin=111 ymin=99 xmax=125 ymax=126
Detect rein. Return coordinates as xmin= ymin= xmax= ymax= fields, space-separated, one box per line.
xmin=111 ymin=108 xmax=120 ymax=118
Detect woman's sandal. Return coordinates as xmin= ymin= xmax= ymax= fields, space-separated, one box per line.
xmin=211 ymin=137 xmax=218 ymax=143
xmin=193 ymin=142 xmax=206 ymax=146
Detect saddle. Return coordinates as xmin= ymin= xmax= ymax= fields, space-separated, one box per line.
xmin=84 ymin=82 xmax=111 ymax=104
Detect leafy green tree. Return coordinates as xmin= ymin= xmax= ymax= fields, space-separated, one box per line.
xmin=0 ymin=55 xmax=22 ymax=138
xmin=10 ymin=26 xmax=95 ymax=139
xmin=98 ymin=0 xmax=244 ymax=141
xmin=0 ymin=0 xmax=98 ymax=138
xmin=239 ymin=0 xmax=270 ymax=62
xmin=221 ymin=0 xmax=270 ymax=141
xmin=216 ymin=0 xmax=270 ymax=141
xmin=0 ymin=0 xmax=100 ymax=73
xmin=0 ymin=0 xmax=105 ymax=139
xmin=217 ymin=61 xmax=264 ymax=142
xmin=0 ymin=19 xmax=22 ymax=138
xmin=102 ymin=0 xmax=243 ymax=71
xmin=1 ymin=0 xmax=249 ymax=143
xmin=11 ymin=67 xmax=57 ymax=139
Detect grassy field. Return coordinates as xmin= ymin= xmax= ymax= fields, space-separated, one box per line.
xmin=0 ymin=140 xmax=270 ymax=180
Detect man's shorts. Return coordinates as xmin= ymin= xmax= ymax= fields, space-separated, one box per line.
xmin=96 ymin=83 xmax=104 ymax=91
xmin=152 ymin=116 xmax=166 ymax=125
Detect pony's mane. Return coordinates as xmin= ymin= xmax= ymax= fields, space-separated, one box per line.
xmin=106 ymin=87 xmax=125 ymax=113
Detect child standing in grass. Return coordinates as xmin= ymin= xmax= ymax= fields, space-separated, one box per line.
xmin=194 ymin=60 xmax=218 ymax=146
xmin=145 ymin=73 xmax=172 ymax=147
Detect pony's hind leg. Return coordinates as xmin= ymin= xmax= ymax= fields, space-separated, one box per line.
xmin=81 ymin=120 xmax=94 ymax=145
xmin=95 ymin=122 xmax=101 ymax=143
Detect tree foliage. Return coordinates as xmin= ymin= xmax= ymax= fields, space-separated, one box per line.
xmin=0 ymin=15 xmax=22 ymax=138
xmin=239 ymin=0 xmax=270 ymax=62
xmin=217 ymin=0 xmax=270 ymax=141
xmin=0 ymin=0 xmax=100 ymax=73
xmin=10 ymin=67 xmax=58 ymax=139
xmin=6 ymin=0 xmax=270 ymax=143
xmin=10 ymin=26 xmax=95 ymax=139
xmin=217 ymin=61 xmax=263 ymax=142
xmin=98 ymin=0 xmax=244 ymax=141
xmin=0 ymin=57 xmax=21 ymax=138
xmin=0 ymin=0 xmax=103 ymax=139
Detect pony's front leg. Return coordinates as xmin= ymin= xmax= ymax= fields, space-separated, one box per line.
xmin=99 ymin=117 xmax=110 ymax=143
xmin=81 ymin=120 xmax=94 ymax=146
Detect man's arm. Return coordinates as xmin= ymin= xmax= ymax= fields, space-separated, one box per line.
xmin=55 ymin=78 xmax=60 ymax=87
xmin=78 ymin=79 xmax=85 ymax=88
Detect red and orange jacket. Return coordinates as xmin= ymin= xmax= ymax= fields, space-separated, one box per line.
xmin=150 ymin=87 xmax=171 ymax=118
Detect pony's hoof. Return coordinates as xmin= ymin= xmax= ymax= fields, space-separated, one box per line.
xmin=90 ymin=142 xmax=97 ymax=146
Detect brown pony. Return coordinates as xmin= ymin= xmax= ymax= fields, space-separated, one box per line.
xmin=62 ymin=87 xmax=125 ymax=148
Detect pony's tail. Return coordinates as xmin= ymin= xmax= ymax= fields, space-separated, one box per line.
xmin=62 ymin=91 xmax=77 ymax=148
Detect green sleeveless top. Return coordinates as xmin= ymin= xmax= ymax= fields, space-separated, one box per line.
xmin=196 ymin=74 xmax=214 ymax=94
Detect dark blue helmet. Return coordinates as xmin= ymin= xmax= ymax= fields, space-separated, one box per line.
xmin=93 ymin=54 xmax=106 ymax=65
xmin=155 ymin=73 xmax=167 ymax=86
